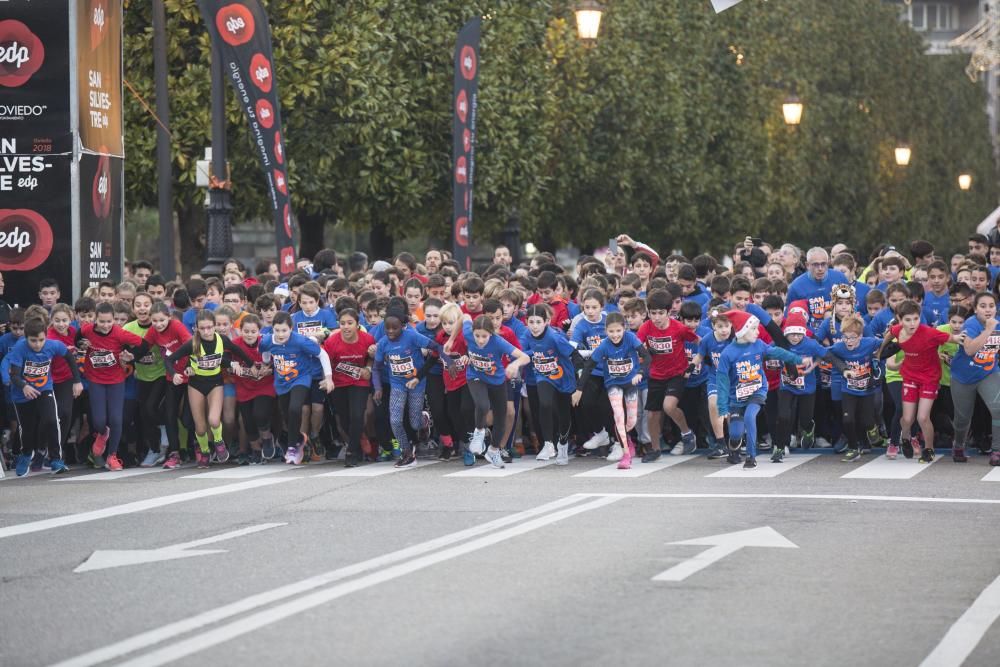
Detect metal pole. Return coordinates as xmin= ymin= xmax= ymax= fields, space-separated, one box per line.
xmin=152 ymin=0 xmax=175 ymax=279
xmin=201 ymin=42 xmax=233 ymax=277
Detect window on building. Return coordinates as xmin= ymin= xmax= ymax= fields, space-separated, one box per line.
xmin=901 ymin=2 xmax=958 ymax=32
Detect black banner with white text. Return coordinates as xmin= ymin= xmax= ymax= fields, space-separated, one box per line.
xmin=452 ymin=18 xmax=480 ymax=271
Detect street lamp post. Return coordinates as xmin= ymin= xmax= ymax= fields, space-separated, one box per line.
xmin=959 ymin=172 xmax=973 ymax=190
xmin=574 ymin=0 xmax=604 ymax=41
xmin=202 ymin=43 xmax=234 ymax=277
xmin=894 ymin=143 xmax=912 ymax=167
xmin=782 ymin=94 xmax=804 ymax=126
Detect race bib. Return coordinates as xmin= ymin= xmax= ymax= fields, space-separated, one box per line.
xmin=297 ymin=321 xmax=324 ymax=335
xmin=335 ymin=361 xmax=363 ymax=380
xmin=845 ymin=363 xmax=871 ymax=391
xmin=196 ymin=354 xmax=222 ymax=370
xmin=89 ymin=349 xmax=116 ymax=368
xmin=735 ymin=379 xmax=763 ymax=400
xmin=532 ymin=354 xmax=561 ymax=378
xmin=646 ymin=336 xmax=673 ymax=354
xmin=607 ymin=358 xmax=633 ymax=377
xmin=469 ymin=352 xmax=496 ymax=375
xmin=388 ymin=355 xmax=416 ymax=378
xmin=23 ymin=360 xmax=50 ymax=388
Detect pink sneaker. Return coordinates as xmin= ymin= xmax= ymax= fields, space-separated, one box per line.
xmin=91 ymin=427 xmax=110 ymax=457
xmin=910 ymin=436 xmax=922 ymax=459
xmin=627 ymin=438 xmax=637 ymax=459
xmin=162 ymin=452 xmax=181 ymax=469
xmin=618 ymin=446 xmax=632 ymax=470
xmin=195 ymin=450 xmax=209 ymax=469
xmin=886 ymin=443 xmax=899 ymax=460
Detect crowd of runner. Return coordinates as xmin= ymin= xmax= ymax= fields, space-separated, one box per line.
xmin=4 ymin=229 xmax=1000 ymax=478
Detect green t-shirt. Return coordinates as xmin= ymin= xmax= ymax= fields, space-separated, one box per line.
xmin=885 ymin=349 xmax=903 ymax=384
xmin=123 ymin=320 xmax=165 ymax=382
xmin=936 ymin=323 xmax=957 ymax=388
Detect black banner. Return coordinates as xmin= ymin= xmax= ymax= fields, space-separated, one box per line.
xmin=0 ymin=0 xmax=73 ymax=155
xmin=197 ymin=0 xmax=295 ymax=275
xmin=79 ymin=152 xmax=122 ymax=289
xmin=452 ymin=18 xmax=480 ymax=271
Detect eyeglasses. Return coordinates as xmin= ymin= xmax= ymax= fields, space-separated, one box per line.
xmin=842 ymin=335 xmax=860 ymax=343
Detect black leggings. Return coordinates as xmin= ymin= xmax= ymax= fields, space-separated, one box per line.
xmin=445 ymin=386 xmax=473 ymax=443
xmin=137 ymin=377 xmax=167 ymax=454
xmin=841 ymin=393 xmax=876 ymax=450
xmin=53 ymin=380 xmax=74 ymax=448
xmin=468 ymin=379 xmax=507 ymax=441
xmin=579 ymin=374 xmax=614 ymax=438
xmin=238 ymin=395 xmax=275 ymax=442
xmin=278 ymin=386 xmax=310 ymax=446
xmin=332 ymin=385 xmax=368 ymax=459
xmin=14 ymin=391 xmax=61 ymax=459
xmin=536 ymin=382 xmax=572 ymax=444
xmin=776 ymin=390 xmax=816 ymax=449
xmin=424 ymin=374 xmax=451 ymax=439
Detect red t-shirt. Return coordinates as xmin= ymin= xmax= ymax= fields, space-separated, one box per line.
xmin=47 ymin=325 xmax=77 ymax=384
xmin=891 ymin=323 xmax=950 ymax=384
xmin=637 ymin=318 xmax=699 ymax=380
xmin=438 ymin=328 xmax=468 ymax=392
xmin=526 ymin=293 xmax=570 ymax=329
xmin=144 ymin=318 xmax=192 ymax=381
xmin=79 ymin=323 xmax=143 ymax=385
xmin=323 ymin=329 xmax=375 ymax=388
xmin=231 ymin=337 xmax=276 ymax=401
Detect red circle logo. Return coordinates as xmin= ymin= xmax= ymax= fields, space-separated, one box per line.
xmin=0 ymin=20 xmax=46 ymax=88
xmin=256 ymin=99 xmax=274 ymax=129
xmin=0 ymin=209 xmax=54 ymax=271
xmin=273 ymin=169 xmax=287 ymax=195
xmin=454 ymin=217 xmax=469 ymax=248
xmin=283 ymin=204 xmax=292 ymax=238
xmin=460 ymin=46 xmax=477 ymax=80
xmin=250 ymin=53 xmax=272 ymax=93
xmin=455 ymin=156 xmax=467 ymax=185
xmin=216 ymin=4 xmax=255 ymax=46
xmin=89 ymin=0 xmax=109 ymax=51
xmin=92 ymin=154 xmax=112 ymax=219
xmin=280 ymin=246 xmax=296 ymax=274
xmin=274 ymin=131 xmax=283 ymax=165
xmin=455 ymin=89 xmax=468 ymax=124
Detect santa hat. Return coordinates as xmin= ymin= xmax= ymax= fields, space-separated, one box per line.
xmin=726 ymin=309 xmax=760 ymax=342
xmin=783 ymin=311 xmax=809 ymax=336
xmin=787 ymin=300 xmax=810 ymax=321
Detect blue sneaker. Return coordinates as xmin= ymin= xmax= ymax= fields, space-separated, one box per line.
xmin=463 ymin=449 xmax=475 ymax=466
xmin=49 ymin=459 xmax=68 ymax=474
xmin=377 ymin=448 xmax=393 ymax=463
xmin=391 ymin=439 xmax=402 ymax=459
xmin=15 ymin=454 xmax=31 ymax=477
xmin=30 ymin=451 xmax=44 ymax=472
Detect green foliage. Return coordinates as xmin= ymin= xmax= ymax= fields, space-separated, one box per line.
xmin=122 ymin=0 xmax=998 ymax=269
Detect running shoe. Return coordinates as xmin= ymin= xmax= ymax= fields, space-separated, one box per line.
xmin=249 ymin=450 xmax=264 ymax=465
xmin=555 ymin=442 xmax=569 ymax=465
xmin=606 ymin=443 xmax=624 ymax=462
xmin=485 ymin=446 xmax=505 ymax=469
xmin=814 ymin=437 xmax=831 ymax=449
xmin=953 ymin=447 xmax=968 ymax=463
xmin=669 ymin=442 xmax=684 ymax=456
xmin=105 ymin=454 xmax=124 ymax=471
xmin=536 ymin=441 xmax=556 ymax=461
xmin=770 ymin=447 xmax=785 ymax=463
xmin=285 ymin=445 xmax=303 ymax=465
xmin=395 ymin=453 xmax=417 ymax=468
xmin=437 ymin=445 xmax=453 ymax=461
xmin=262 ymin=437 xmax=276 ymax=460
xmin=990 ymin=451 xmax=1000 ymax=467
xmin=163 ymin=452 xmax=181 ymax=469
xmin=706 ymin=446 xmax=727 ymax=460
xmin=501 ymin=449 xmax=513 ymax=464
xmin=377 ymin=448 xmax=393 ymax=462
xmin=14 ymin=454 xmax=31 ymax=477
xmin=617 ymin=444 xmax=632 ymax=470
xmin=391 ymin=439 xmax=402 ymax=459
xmin=237 ymin=453 xmax=250 ymax=466
xmin=30 ymin=451 xmax=44 ymax=472
xmin=212 ymin=441 xmax=230 ymax=464
xmin=469 ymin=429 xmax=487 ymax=456
xmin=866 ymin=426 xmax=883 ymax=448
xmin=640 ymin=447 xmax=661 ymax=463
xmin=841 ymin=449 xmax=862 ymax=463
xmin=463 ymin=449 xmax=475 ymax=466
xmin=582 ymin=429 xmax=610 ymax=450
xmin=909 ymin=436 xmax=922 ymax=460
xmin=49 ymin=459 xmax=67 ymax=474
xmin=919 ymin=448 xmax=935 ymax=464
xmin=140 ymin=449 xmax=161 ymax=468
xmin=743 ymin=456 xmax=757 ymax=469
xmin=901 ymin=438 xmax=914 ymax=459
xmin=886 ymin=443 xmax=899 ymax=460
xmin=799 ymin=427 xmax=815 ymax=449
xmin=681 ymin=431 xmax=697 ymax=455
xmin=195 ymin=450 xmax=208 ymax=469
xmin=833 ymin=437 xmax=849 ymax=455
xmin=91 ymin=427 xmax=110 ymax=457
xmin=726 ymin=450 xmax=742 ymax=465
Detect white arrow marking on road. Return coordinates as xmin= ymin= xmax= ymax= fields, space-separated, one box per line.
xmin=652 ymin=526 xmax=797 ymax=582
xmin=74 ymin=523 xmax=286 ymax=573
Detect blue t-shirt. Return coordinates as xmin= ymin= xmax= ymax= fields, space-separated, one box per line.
xmin=589 ymin=331 xmax=644 ymax=388
xmin=463 ymin=323 xmax=516 ymax=386
xmin=572 ymin=315 xmax=607 ymax=378
xmin=291 ymin=308 xmax=338 ymax=337
xmin=697 ymin=332 xmax=731 ymax=382
xmin=865 ymin=307 xmax=895 ymax=339
xmin=923 ymin=291 xmax=950 ymax=328
xmin=779 ymin=337 xmax=827 ymax=396
xmin=951 ymin=316 xmax=1000 ymax=385
xmin=182 ymin=302 xmax=218 ymax=333
xmin=814 ymin=317 xmax=845 ymax=390
xmin=374 ymin=327 xmax=432 ymax=391
xmin=415 ymin=322 xmax=443 ymax=376
xmin=259 ymin=332 xmax=323 ymax=395
xmin=828 ymin=337 xmax=881 ymax=396
xmin=717 ymin=341 xmax=801 ymax=415
xmin=685 ymin=324 xmax=712 ymax=388
xmin=683 ymin=286 xmax=711 ymax=309
xmin=2 ymin=338 xmax=69 ymax=402
xmin=786 ymin=269 xmax=849 ymax=327
xmin=520 ymin=326 xmax=577 ymax=394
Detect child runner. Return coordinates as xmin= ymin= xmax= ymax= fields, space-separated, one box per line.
xmin=142 ymin=301 xmax=192 ymax=469
xmin=949 ymin=293 xmax=1000 ymax=465
xmin=437 ymin=303 xmax=473 ymax=463
xmin=124 ymin=293 xmax=170 ymax=467
xmin=46 ymin=304 xmax=79 ymax=464
xmin=323 ymin=308 xmax=375 ymax=467
xmin=231 ymin=314 xmax=276 ymax=466
xmin=693 ymin=310 xmax=734 ymax=459
xmin=827 ymin=314 xmax=882 ymax=462
xmin=771 ymin=310 xmax=829 ymax=462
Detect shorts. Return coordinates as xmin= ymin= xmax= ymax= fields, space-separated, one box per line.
xmin=308 ymin=379 xmax=326 ymax=405
xmin=645 ymin=375 xmax=686 ymax=411
xmin=188 ymin=374 xmax=224 ymax=397
xmin=507 ymin=378 xmax=523 ymax=402
xmin=902 ymin=379 xmax=939 ymax=403
xmin=223 ymin=383 xmax=236 ymax=399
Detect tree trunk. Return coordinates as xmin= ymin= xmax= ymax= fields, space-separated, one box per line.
xmin=298 ymin=211 xmax=326 ymax=262
xmin=369 ymin=214 xmax=394 ymax=261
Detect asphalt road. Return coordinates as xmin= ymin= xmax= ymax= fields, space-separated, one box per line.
xmin=3 ymin=450 xmax=1000 ymax=667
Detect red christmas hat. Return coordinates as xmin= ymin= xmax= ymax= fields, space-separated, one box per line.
xmin=783 ymin=311 xmax=809 ymax=336
xmin=726 ymin=309 xmax=760 ymax=341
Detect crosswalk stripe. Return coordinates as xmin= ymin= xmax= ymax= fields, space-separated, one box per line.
xmin=181 ymin=465 xmax=299 ymax=480
xmin=706 ymin=453 xmax=820 ymax=478
xmin=0 ymin=469 xmax=50 ymax=482
xmin=981 ymin=467 xmax=1000 ymax=482
xmin=841 ymin=454 xmax=939 ymax=479
xmin=57 ymin=467 xmax=183 ymax=482
xmin=313 ymin=460 xmax=439 ymax=477
xmin=444 ymin=458 xmax=556 ymax=477
xmin=573 ymin=455 xmax=698 ymax=478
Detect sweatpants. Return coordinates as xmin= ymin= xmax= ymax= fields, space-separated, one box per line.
xmin=468 ymin=379 xmax=507 ymax=443
xmin=776 ymin=390 xmax=815 ymax=449
xmin=536 ymin=382 xmax=571 ymax=445
xmin=729 ymin=401 xmax=762 ymax=458
xmin=951 ymin=374 xmax=1000 ymax=450
xmin=332 ymin=385 xmax=368 ymax=459
xmin=841 ymin=393 xmax=875 ymax=450
xmin=238 ymin=395 xmax=275 ymax=442
xmin=388 ymin=385 xmax=424 ymax=455
xmin=89 ymin=382 xmax=126 ymax=456
xmin=137 ymin=377 xmax=167 ymax=455
xmin=277 ymin=386 xmax=310 ymax=446
xmin=13 ymin=391 xmax=61 ymax=460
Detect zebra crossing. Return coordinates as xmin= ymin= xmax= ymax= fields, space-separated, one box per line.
xmin=9 ymin=449 xmax=1000 ymax=483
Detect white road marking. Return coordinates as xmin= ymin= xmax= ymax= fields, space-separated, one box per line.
xmin=573 ymin=455 xmax=698 ymax=478
xmin=111 ymin=496 xmax=623 ymax=667
xmin=0 ymin=468 xmax=51 ymax=482
xmin=51 ymin=494 xmax=599 ymax=667
xmin=706 ymin=453 xmax=820 ymax=478
xmin=841 ymin=455 xmax=940 ymax=480
xmin=920 ymin=569 xmax=1000 ymax=667
xmin=181 ymin=465 xmax=301 ymax=480
xmin=581 ymin=492 xmax=1000 ymax=505
xmin=75 ymin=523 xmax=287 ymax=573
xmin=0 ymin=477 xmax=294 ymax=540
xmin=57 ymin=467 xmax=182 ymax=482
xmin=313 ymin=460 xmax=438 ymax=477
xmin=980 ymin=467 xmax=1000 ymax=482
xmin=652 ymin=526 xmax=798 ymax=582
xmin=444 ymin=458 xmax=555 ymax=477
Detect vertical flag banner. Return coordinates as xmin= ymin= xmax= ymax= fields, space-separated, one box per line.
xmin=452 ymin=17 xmax=480 ymax=271
xmin=196 ymin=0 xmax=295 ymax=274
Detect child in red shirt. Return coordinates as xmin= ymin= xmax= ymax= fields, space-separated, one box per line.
xmin=323 ymin=308 xmax=375 ymax=467
xmin=883 ymin=300 xmax=964 ymax=461
xmin=142 ymin=302 xmax=191 ymax=468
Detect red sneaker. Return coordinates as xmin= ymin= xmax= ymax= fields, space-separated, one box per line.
xmin=163 ymin=452 xmax=181 ymax=469
xmin=910 ymin=436 xmax=922 ymax=460
xmin=91 ymin=427 xmax=110 ymax=457
xmin=104 ymin=454 xmax=123 ymax=471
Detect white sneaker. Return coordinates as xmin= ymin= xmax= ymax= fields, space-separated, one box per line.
xmin=485 ymin=446 xmax=505 ymax=469
xmin=337 ymin=443 xmax=347 ymax=461
xmin=582 ymin=429 xmax=610 ymax=450
xmin=670 ymin=442 xmax=684 ymax=456
xmin=815 ymin=437 xmax=832 ymax=449
xmin=555 ymin=442 xmax=569 ymax=465
xmin=469 ymin=429 xmax=487 ymax=456
xmin=139 ymin=449 xmax=160 ymax=468
xmin=606 ymin=443 xmax=624 ymax=462
xmin=536 ymin=441 xmax=556 ymax=461
xmin=159 ymin=426 xmax=169 ymax=450
xmin=789 ymin=435 xmax=798 ymax=449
